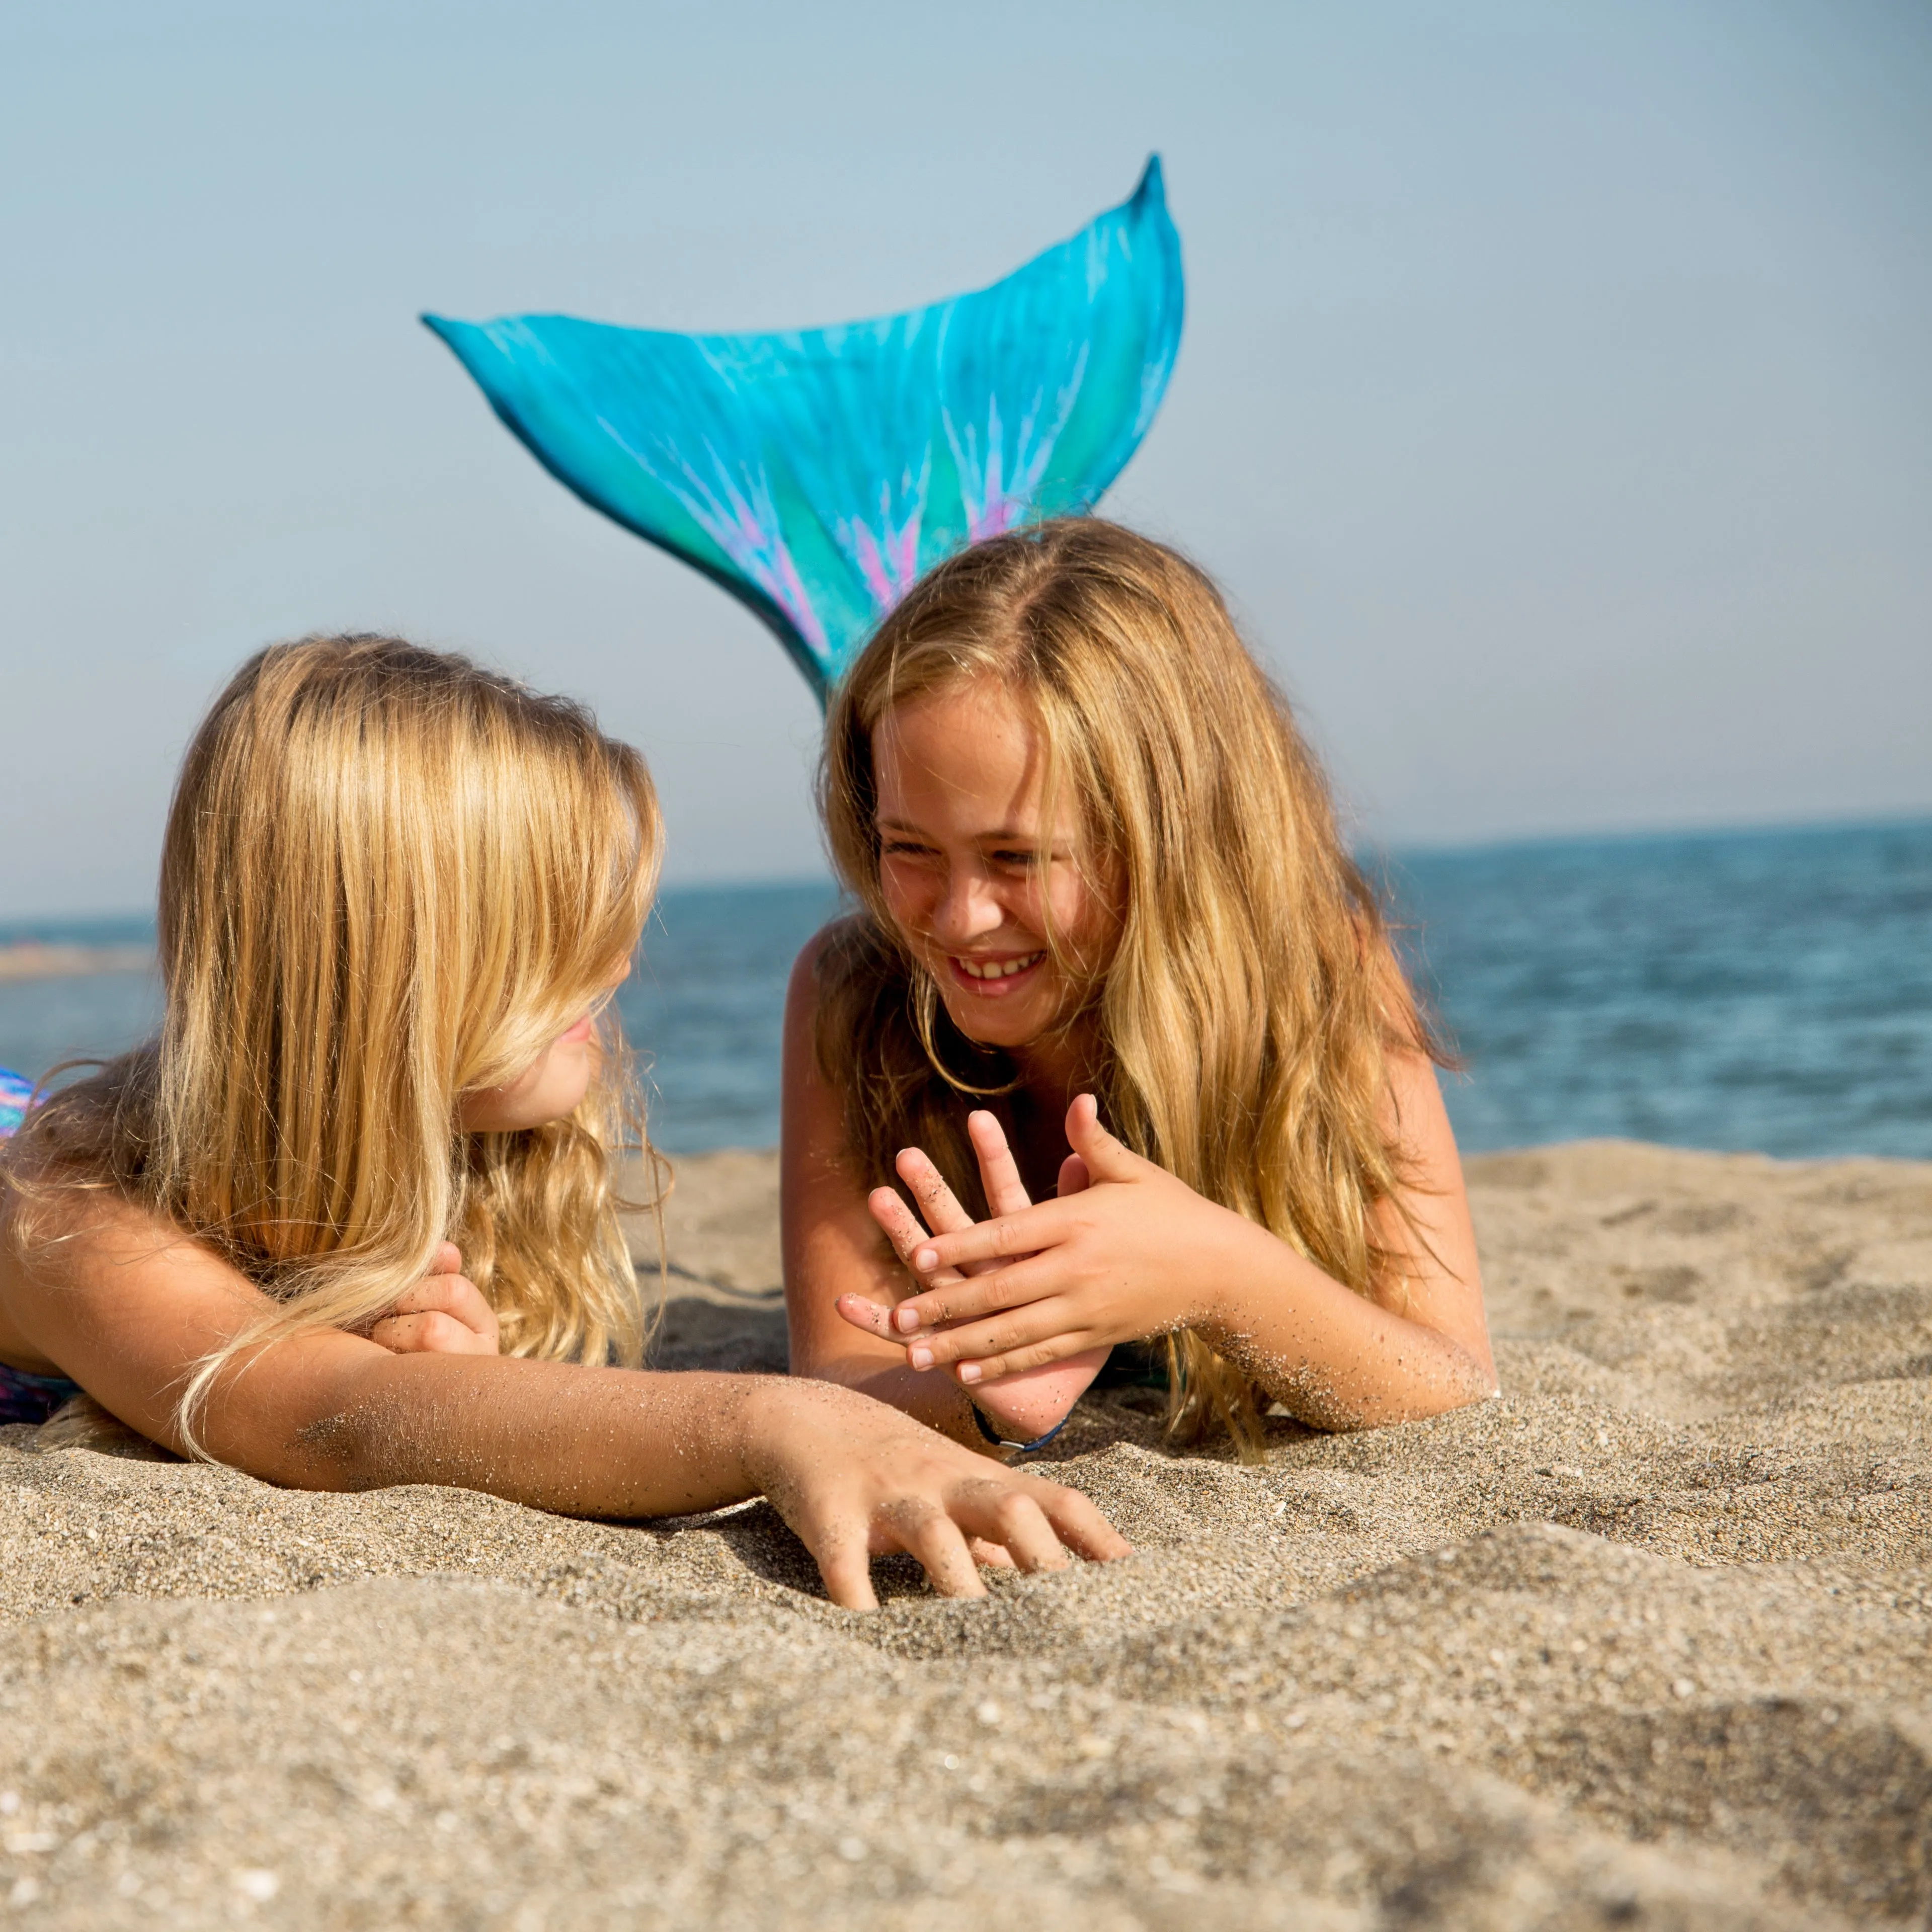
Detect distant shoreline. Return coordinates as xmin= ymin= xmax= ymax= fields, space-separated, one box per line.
xmin=0 ymin=942 xmax=155 ymax=984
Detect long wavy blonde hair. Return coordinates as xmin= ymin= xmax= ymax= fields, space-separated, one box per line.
xmin=817 ymin=520 xmax=1439 ymax=1454
xmin=4 ymin=635 xmax=663 ymax=1452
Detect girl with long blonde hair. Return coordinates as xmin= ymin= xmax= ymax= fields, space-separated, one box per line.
xmin=0 ymin=635 xmax=1126 ymax=1604
xmin=783 ymin=520 xmax=1497 ymax=1457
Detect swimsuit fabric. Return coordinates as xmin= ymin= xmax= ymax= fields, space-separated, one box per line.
xmin=0 ymin=1068 xmax=81 ymax=1422
xmin=0 ymin=1361 xmax=82 ymax=1426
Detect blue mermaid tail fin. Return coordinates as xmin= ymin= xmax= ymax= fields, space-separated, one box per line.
xmin=424 ymin=157 xmax=1183 ymax=700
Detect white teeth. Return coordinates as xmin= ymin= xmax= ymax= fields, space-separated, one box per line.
xmin=955 ymin=952 xmax=1043 ymax=981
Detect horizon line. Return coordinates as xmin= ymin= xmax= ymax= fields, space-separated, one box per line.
xmin=4 ymin=807 xmax=1929 ymax=930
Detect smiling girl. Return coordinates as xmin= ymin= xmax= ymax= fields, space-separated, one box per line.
xmin=0 ymin=636 xmax=1126 ymax=1603
xmin=782 ymin=520 xmax=1497 ymax=1456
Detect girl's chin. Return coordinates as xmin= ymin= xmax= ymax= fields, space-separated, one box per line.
xmin=939 ymin=998 xmax=1047 ymax=1050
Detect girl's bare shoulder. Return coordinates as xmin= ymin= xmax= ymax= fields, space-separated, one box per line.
xmin=784 ymin=912 xmax=886 ymax=1043
xmin=0 ymin=1219 xmax=59 ymax=1372
xmin=791 ymin=911 xmax=877 ymax=978
xmin=3 ymin=1177 xmax=228 ymax=1315
xmin=0 ymin=1173 xmax=164 ymax=1368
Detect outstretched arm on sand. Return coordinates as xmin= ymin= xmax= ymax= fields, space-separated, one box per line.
xmin=0 ymin=1197 xmax=1129 ymax=1608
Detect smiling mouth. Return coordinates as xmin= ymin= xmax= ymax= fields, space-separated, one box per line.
xmin=950 ymin=951 xmax=1044 ymax=983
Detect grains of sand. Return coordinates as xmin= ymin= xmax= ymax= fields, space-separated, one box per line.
xmin=1 ymin=1142 xmax=1926 ymax=1929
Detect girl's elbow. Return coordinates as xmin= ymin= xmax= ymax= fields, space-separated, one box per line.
xmin=1327 ymin=1347 xmax=1499 ymax=1432
xmin=195 ymin=1378 xmax=402 ymax=1493
xmin=187 ymin=1414 xmax=372 ymax=1493
xmin=1420 ymin=1347 xmax=1501 ymax=1419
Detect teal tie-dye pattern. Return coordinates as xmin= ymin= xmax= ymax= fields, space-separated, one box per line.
xmin=0 ymin=1067 xmax=31 ymax=1141
xmin=0 ymin=1065 xmax=78 ymax=1425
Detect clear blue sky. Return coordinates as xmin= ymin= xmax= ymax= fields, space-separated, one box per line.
xmin=3 ymin=0 xmax=1927 ymax=913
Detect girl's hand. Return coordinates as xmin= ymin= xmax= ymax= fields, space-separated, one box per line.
xmin=880 ymin=1095 xmax=1255 ymax=1385
xmin=368 ymin=1244 xmax=502 ymax=1357
xmin=836 ymin=1110 xmax=1110 ymax=1441
xmin=740 ymin=1378 xmax=1130 ymax=1609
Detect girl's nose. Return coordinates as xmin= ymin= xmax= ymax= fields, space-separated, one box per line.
xmin=930 ymin=868 xmax=1004 ymax=948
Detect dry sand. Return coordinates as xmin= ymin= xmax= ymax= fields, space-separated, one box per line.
xmin=1 ymin=1141 xmax=1926 ymax=1929
xmin=0 ymin=946 xmax=153 ymax=985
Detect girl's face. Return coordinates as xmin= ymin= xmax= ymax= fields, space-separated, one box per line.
xmin=457 ymin=978 xmax=623 ymax=1134
xmin=873 ymin=680 xmax=1117 ymax=1055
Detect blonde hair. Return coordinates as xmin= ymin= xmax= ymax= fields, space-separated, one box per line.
xmin=4 ymin=635 xmax=663 ymax=1451
xmin=817 ymin=520 xmax=1438 ymax=1454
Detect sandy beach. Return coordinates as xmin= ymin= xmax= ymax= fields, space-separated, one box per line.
xmin=2 ymin=1140 xmax=1926 ymax=1928
xmin=0 ymin=946 xmax=154 ymax=986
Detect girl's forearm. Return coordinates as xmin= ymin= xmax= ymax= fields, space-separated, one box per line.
xmin=179 ymin=1322 xmax=1135 ymax=1609
xmin=1194 ymin=1222 xmax=1498 ymax=1431
xmin=220 ymin=1350 xmax=775 ymax=1517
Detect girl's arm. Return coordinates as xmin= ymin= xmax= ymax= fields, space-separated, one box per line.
xmin=846 ymin=1057 xmax=1498 ymax=1433
xmin=0 ymin=1193 xmax=1128 ymax=1608
xmin=780 ymin=937 xmax=986 ymax=1443
xmin=780 ymin=939 xmax=1106 ymax=1446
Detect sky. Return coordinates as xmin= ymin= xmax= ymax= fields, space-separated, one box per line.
xmin=2 ymin=0 xmax=1927 ymax=915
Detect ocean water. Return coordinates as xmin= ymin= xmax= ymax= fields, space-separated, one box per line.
xmin=1385 ymin=819 xmax=1932 ymax=1161
xmin=0 ymin=914 xmax=163 ymax=1109
xmin=2 ymin=820 xmax=1927 ymax=1160
xmin=616 ymin=882 xmax=840 ymax=1150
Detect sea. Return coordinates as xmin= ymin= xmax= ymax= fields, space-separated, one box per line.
xmin=3 ymin=818 xmax=1928 ymax=1161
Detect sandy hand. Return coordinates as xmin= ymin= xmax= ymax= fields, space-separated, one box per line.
xmin=879 ymin=1096 xmax=1243 ymax=1385
xmin=368 ymin=1243 xmax=503 ymax=1356
xmin=741 ymin=1377 xmax=1129 ymax=1609
xmin=838 ymin=1109 xmax=1110 ymax=1442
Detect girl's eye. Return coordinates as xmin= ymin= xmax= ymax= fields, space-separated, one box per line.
xmin=992 ymin=850 xmax=1043 ymax=871
xmin=880 ymin=839 xmax=937 ymax=860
